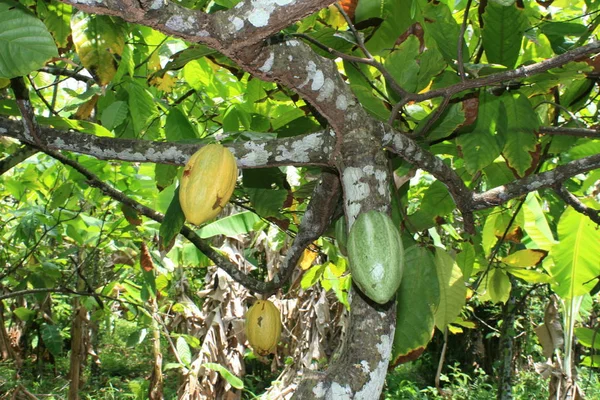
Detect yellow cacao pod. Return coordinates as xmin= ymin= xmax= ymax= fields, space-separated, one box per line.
xmin=245 ymin=300 xmax=282 ymax=355
xmin=179 ymin=144 xmax=238 ymax=225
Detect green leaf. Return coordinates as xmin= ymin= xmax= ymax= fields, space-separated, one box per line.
xmin=38 ymin=116 xmax=113 ymax=137
xmin=126 ymin=329 xmax=148 ymax=347
xmin=486 ymin=268 xmax=511 ymax=304
xmin=483 ymin=161 xmax=514 ymax=188
xmin=202 ymin=363 xmax=244 ymax=389
xmin=500 ymin=93 xmax=539 ymax=177
xmin=246 ymin=188 xmax=288 ymax=218
xmin=13 ymin=307 xmax=36 ymax=321
xmin=575 ymin=327 xmax=600 ymax=350
xmin=50 ymin=182 xmax=74 ymax=209
xmin=43 ymin=1 xmax=71 ymax=48
xmin=392 ymin=246 xmax=439 ymax=365
xmin=197 ymin=211 xmax=261 ymax=239
xmin=100 ymin=101 xmax=128 ymax=131
xmin=456 ymin=242 xmax=475 ymax=280
xmin=416 ymin=48 xmax=446 ymax=92
xmin=362 ymin=0 xmax=414 ymax=56
xmin=551 ymin=205 xmax=600 ymax=298
xmin=155 ymin=164 xmax=178 ymax=191
xmin=162 ymin=45 xmax=217 ymax=72
xmin=457 ymin=92 xmax=502 ymax=174
xmin=423 ymin=103 xmax=466 ymax=141
xmin=423 ymin=2 xmax=468 ymax=63
xmin=159 ymin=188 xmax=186 ymax=252
xmin=0 ymin=0 xmax=58 ymax=78
xmin=126 ymin=81 xmax=159 ymax=137
xmin=523 ymin=193 xmax=557 ymax=250
xmin=301 ymin=263 xmax=326 ymax=289
xmin=482 ymin=1 xmax=528 ymax=68
xmin=420 ymin=180 xmax=456 ymax=221
xmin=176 ymin=336 xmax=192 ymax=366
xmin=506 ymin=268 xmax=553 ymax=284
xmin=41 ymin=324 xmax=63 ymax=357
xmin=343 ymin=60 xmax=389 ymax=120
xmin=385 ymin=36 xmax=420 ymax=93
xmin=581 ymin=355 xmax=600 ymax=368
xmin=434 ymin=248 xmax=466 ymax=330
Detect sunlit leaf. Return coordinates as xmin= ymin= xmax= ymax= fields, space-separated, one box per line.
xmin=434 ymin=248 xmax=466 ymax=330
xmin=501 ymin=249 xmax=548 ymax=267
xmin=551 ymin=204 xmax=600 ymax=298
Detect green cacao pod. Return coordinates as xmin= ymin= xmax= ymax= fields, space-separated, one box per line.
xmin=179 ymin=144 xmax=238 ymax=225
xmin=347 ymin=210 xmax=404 ymax=304
xmin=245 ymin=300 xmax=282 ymax=355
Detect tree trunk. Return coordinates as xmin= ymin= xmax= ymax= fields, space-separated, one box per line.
xmin=497 ymin=289 xmax=517 ymax=400
xmin=0 ymin=300 xmax=20 ymax=366
xmin=293 ymin=289 xmax=396 ymax=399
xmin=68 ymin=279 xmax=88 ymax=400
xmin=148 ymin=299 xmax=164 ymax=400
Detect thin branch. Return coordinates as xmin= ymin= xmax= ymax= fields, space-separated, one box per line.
xmin=39 ymin=66 xmax=94 ymax=84
xmin=457 ymin=0 xmax=474 ymax=81
xmin=334 ymin=2 xmax=372 ymax=59
xmin=405 ymin=41 xmax=600 ymax=104
xmin=414 ymin=95 xmax=451 ymax=137
xmin=473 ymin=153 xmax=600 ymax=209
xmin=540 ymin=126 xmax=600 ymax=138
xmin=27 ymin=76 xmax=61 ymax=117
xmin=553 ymin=183 xmax=600 ymax=225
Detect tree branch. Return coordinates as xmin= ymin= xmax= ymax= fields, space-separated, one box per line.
xmin=60 ymin=0 xmax=335 ymax=52
xmin=540 ymin=126 xmax=600 ymax=138
xmin=0 ymin=115 xmax=334 ymax=168
xmin=473 ymin=154 xmax=600 ymax=209
xmin=0 ymin=145 xmax=38 ymax=175
xmin=553 ymin=184 xmax=600 ymax=225
xmin=405 ymin=41 xmax=600 ymax=104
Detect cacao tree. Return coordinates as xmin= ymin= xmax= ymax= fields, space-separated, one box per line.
xmin=1 ymin=0 xmax=599 ymax=398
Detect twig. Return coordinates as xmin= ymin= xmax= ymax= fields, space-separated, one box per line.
xmin=540 ymin=126 xmax=600 ymax=138
xmin=435 ymin=327 xmax=449 ymax=395
xmin=334 ymin=2 xmax=372 ymax=59
xmin=414 ymin=95 xmax=451 ymax=137
xmin=457 ymin=0 xmax=474 ymax=81
xmin=27 ymin=76 xmax=61 ymax=117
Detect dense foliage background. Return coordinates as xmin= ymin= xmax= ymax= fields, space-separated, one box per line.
xmin=0 ymin=0 xmax=599 ymax=398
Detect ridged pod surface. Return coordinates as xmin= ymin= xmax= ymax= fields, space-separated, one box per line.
xmin=245 ymin=300 xmax=282 ymax=355
xmin=179 ymin=144 xmax=237 ymax=225
xmin=347 ymin=210 xmax=404 ymax=304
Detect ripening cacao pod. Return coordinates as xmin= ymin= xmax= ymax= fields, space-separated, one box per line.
xmin=245 ymin=300 xmax=282 ymax=355
xmin=179 ymin=144 xmax=238 ymax=225
xmin=347 ymin=210 xmax=404 ymax=304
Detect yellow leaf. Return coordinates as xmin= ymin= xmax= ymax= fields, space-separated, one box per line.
xmin=150 ymin=74 xmax=177 ymax=93
xmin=298 ymin=247 xmax=319 ymax=270
xmin=73 ymin=94 xmax=99 ymax=120
xmin=71 ymin=12 xmax=126 ymax=85
xmin=501 ymin=249 xmax=548 ymax=268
